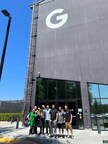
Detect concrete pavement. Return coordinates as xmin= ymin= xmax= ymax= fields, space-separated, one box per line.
xmin=0 ymin=121 xmax=108 ymax=144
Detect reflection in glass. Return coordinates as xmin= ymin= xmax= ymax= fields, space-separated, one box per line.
xmin=101 ymin=99 xmax=108 ymax=105
xmin=57 ymin=80 xmax=66 ymax=99
xmin=88 ymin=83 xmax=108 ymax=114
xmin=48 ymin=79 xmax=57 ymax=99
xmin=99 ymin=85 xmax=108 ymax=98
xmin=66 ymin=81 xmax=76 ymax=99
xmin=91 ymin=99 xmax=102 ymax=114
xmin=88 ymin=84 xmax=100 ymax=98
xmin=36 ymin=78 xmax=47 ymax=100
xmin=88 ymin=83 xmax=108 ymax=130
xmin=76 ymin=82 xmax=81 ymax=98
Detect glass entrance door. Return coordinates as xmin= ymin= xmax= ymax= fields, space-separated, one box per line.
xmin=35 ymin=78 xmax=84 ymax=129
xmin=68 ymin=101 xmax=78 ymax=128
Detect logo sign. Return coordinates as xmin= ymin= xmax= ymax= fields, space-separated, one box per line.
xmin=46 ymin=9 xmax=68 ymax=29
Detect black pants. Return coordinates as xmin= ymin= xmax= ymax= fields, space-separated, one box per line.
xmin=29 ymin=126 xmax=35 ymax=134
xmin=39 ymin=118 xmax=45 ymax=134
xmin=34 ymin=118 xmax=40 ymax=134
xmin=34 ymin=125 xmax=38 ymax=134
xmin=45 ymin=120 xmax=49 ymax=134
xmin=40 ymin=118 xmax=45 ymax=134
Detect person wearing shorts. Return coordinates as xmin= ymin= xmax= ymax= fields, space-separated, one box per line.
xmin=64 ymin=105 xmax=74 ymax=138
xmin=57 ymin=106 xmax=65 ymax=138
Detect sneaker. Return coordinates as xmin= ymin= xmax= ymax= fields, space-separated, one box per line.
xmin=54 ymin=135 xmax=58 ymax=138
xmin=70 ymin=135 xmax=74 ymax=139
xmin=50 ymin=135 xmax=53 ymax=138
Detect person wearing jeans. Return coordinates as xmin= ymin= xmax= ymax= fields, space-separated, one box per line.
xmin=49 ymin=104 xmax=58 ymax=138
xmin=57 ymin=106 xmax=65 ymax=138
xmin=44 ymin=105 xmax=50 ymax=135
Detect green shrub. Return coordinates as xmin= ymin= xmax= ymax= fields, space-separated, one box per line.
xmin=0 ymin=113 xmax=23 ymax=121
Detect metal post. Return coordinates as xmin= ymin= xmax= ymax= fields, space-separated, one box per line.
xmin=103 ymin=140 xmax=108 ymax=143
xmin=0 ymin=10 xmax=11 ymax=80
xmin=97 ymin=117 xmax=101 ymax=134
xmin=16 ymin=117 xmax=19 ymax=129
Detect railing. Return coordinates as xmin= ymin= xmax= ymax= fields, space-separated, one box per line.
xmin=91 ymin=115 xmax=108 ymax=131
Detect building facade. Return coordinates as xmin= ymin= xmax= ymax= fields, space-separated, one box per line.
xmin=24 ymin=0 xmax=108 ymax=129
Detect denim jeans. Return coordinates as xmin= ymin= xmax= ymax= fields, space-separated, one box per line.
xmin=49 ymin=120 xmax=57 ymax=135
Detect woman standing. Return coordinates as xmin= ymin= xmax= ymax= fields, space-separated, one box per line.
xmin=28 ymin=108 xmax=36 ymax=135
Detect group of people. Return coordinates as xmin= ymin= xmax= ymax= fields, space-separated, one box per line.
xmin=27 ymin=104 xmax=74 ymax=138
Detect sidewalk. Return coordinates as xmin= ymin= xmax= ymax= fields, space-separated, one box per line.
xmin=0 ymin=121 xmax=108 ymax=144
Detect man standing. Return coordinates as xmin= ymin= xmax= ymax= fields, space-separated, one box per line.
xmin=44 ymin=105 xmax=50 ymax=135
xmin=57 ymin=106 xmax=65 ymax=138
xmin=49 ymin=104 xmax=58 ymax=137
xmin=39 ymin=105 xmax=46 ymax=135
xmin=64 ymin=105 xmax=74 ymax=138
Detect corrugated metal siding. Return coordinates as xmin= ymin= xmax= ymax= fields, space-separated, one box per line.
xmin=35 ymin=0 xmax=108 ymax=84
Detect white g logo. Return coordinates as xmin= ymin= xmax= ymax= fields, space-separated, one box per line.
xmin=46 ymin=9 xmax=68 ymax=29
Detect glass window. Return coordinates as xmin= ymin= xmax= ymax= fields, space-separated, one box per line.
xmin=36 ymin=78 xmax=47 ymax=100
xmin=66 ymin=81 xmax=76 ymax=99
xmin=100 ymin=99 xmax=108 ymax=114
xmin=35 ymin=78 xmax=83 ymax=128
xmin=48 ymin=79 xmax=57 ymax=99
xmin=91 ymin=98 xmax=102 ymax=114
xmin=88 ymin=84 xmax=100 ymax=99
xmin=88 ymin=83 xmax=108 ymax=115
xmin=57 ymin=80 xmax=66 ymax=99
xmin=101 ymin=99 xmax=108 ymax=105
xmin=99 ymin=85 xmax=108 ymax=98
xmin=76 ymin=82 xmax=81 ymax=99
xmin=77 ymin=99 xmax=82 ymax=109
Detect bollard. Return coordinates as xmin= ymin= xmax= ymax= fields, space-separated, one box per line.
xmin=97 ymin=117 xmax=101 ymax=134
xmin=103 ymin=140 xmax=108 ymax=143
xmin=16 ymin=117 xmax=19 ymax=129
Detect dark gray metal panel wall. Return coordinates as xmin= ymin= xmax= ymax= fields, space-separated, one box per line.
xmin=35 ymin=0 xmax=108 ymax=84
xmin=31 ymin=0 xmax=108 ymax=128
xmin=80 ymin=82 xmax=91 ymax=128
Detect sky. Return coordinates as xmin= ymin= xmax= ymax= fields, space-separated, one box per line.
xmin=0 ymin=0 xmax=37 ymax=100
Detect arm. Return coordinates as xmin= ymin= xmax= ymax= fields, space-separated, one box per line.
xmin=56 ymin=111 xmax=58 ymax=121
xmin=70 ymin=114 xmax=72 ymax=124
xmin=49 ymin=110 xmax=52 ymax=121
xmin=27 ymin=113 xmax=30 ymax=121
xmin=64 ymin=116 xmax=66 ymax=123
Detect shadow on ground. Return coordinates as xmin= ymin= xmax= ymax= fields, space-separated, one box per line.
xmin=0 ymin=127 xmax=15 ymax=134
xmin=0 ymin=126 xmax=25 ymax=135
xmin=15 ymin=135 xmax=73 ymax=144
xmin=15 ymin=136 xmax=61 ymax=144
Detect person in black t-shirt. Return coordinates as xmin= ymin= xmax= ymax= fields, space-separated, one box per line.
xmin=49 ymin=104 xmax=58 ymax=137
xmin=39 ymin=105 xmax=46 ymax=135
xmin=64 ymin=105 xmax=74 ymax=138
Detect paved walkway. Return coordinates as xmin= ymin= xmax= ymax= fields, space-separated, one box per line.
xmin=0 ymin=121 xmax=108 ymax=144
